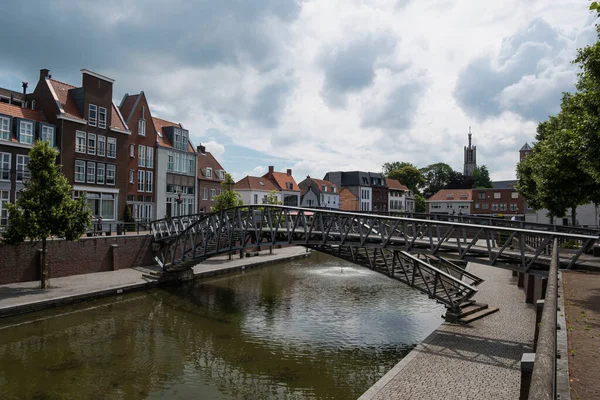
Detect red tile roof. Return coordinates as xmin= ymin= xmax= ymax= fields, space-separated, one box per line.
xmin=198 ymin=151 xmax=226 ymax=181
xmin=110 ymin=102 xmax=128 ymax=132
xmin=309 ymin=177 xmax=338 ymax=192
xmin=386 ymin=178 xmax=409 ymax=191
xmin=427 ymin=189 xmax=473 ymax=201
xmin=47 ymin=79 xmax=85 ymax=121
xmin=119 ymin=94 xmax=139 ymax=122
xmin=234 ymin=176 xmax=279 ymax=191
xmin=265 ymin=171 xmax=300 ymax=191
xmin=0 ymin=102 xmax=47 ymax=122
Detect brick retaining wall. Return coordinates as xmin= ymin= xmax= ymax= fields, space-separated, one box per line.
xmin=0 ymin=235 xmax=154 ymax=285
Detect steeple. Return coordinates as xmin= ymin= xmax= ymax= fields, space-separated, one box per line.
xmin=463 ymin=127 xmax=477 ymax=176
xmin=519 ymin=142 xmax=532 ymax=162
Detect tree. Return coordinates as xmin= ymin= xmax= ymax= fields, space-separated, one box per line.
xmin=420 ymin=162 xmax=453 ymax=197
xmin=414 ymin=193 xmax=426 ymax=213
xmin=387 ymin=166 xmax=425 ymax=193
xmin=472 ymin=165 xmax=493 ymax=188
xmin=263 ymin=190 xmax=281 ymax=205
xmin=382 ymin=161 xmax=415 ymax=177
xmin=3 ymin=141 xmax=91 ymax=288
xmin=446 ymin=171 xmax=475 ymax=189
xmin=211 ymin=173 xmax=243 ymax=212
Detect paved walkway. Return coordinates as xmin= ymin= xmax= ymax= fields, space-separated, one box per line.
xmin=0 ymin=246 xmax=310 ymax=318
xmin=359 ymin=263 xmax=535 ymax=400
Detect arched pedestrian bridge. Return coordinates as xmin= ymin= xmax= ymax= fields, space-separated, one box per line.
xmin=150 ymin=206 xmax=599 ymax=321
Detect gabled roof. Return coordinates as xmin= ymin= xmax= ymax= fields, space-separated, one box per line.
xmin=427 ymin=189 xmax=473 ymax=202
xmin=266 ymin=171 xmax=300 ymax=191
xmin=492 ymin=180 xmax=518 ymax=189
xmin=385 ymin=178 xmax=409 ymax=191
xmin=0 ymin=102 xmax=47 ymax=123
xmin=119 ymin=93 xmax=140 ymax=123
xmin=198 ymin=151 xmax=225 ymax=181
xmin=339 ymin=187 xmax=358 ymax=199
xmin=152 ymin=116 xmax=194 ymax=152
xmin=520 ymin=142 xmax=532 ymax=151
xmin=307 ymin=177 xmax=338 ymax=193
xmin=234 ymin=176 xmax=278 ymax=191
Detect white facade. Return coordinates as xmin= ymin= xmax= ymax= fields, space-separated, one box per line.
xmin=359 ymin=186 xmax=372 ymax=212
xmin=389 ymin=190 xmax=406 ymax=212
xmin=525 ymin=203 xmax=600 ymax=227
xmin=427 ymin=200 xmax=472 ymax=215
xmin=156 ymin=147 xmax=197 ymax=219
xmin=237 ymin=189 xmax=282 ymax=206
xmin=319 ymin=191 xmax=340 ymax=209
xmin=301 ymin=189 xmax=319 ymax=207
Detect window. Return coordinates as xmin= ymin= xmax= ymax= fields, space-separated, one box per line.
xmin=482 ymin=203 xmax=489 ymax=209
xmin=286 ymin=182 xmax=293 ymax=190
xmin=0 ymin=190 xmax=9 ymax=226
xmin=174 ymin=129 xmax=181 ymax=150
xmin=0 ymin=152 xmax=10 ymax=180
xmin=168 ymin=154 xmax=174 ymax=170
xmin=493 ymin=192 xmax=501 ymax=199
xmin=146 ymin=146 xmax=153 ymax=168
xmin=138 ymin=170 xmax=145 ymax=192
xmin=219 ymin=170 xmax=225 ymax=180
xmin=189 ymin=158 xmax=194 ymax=174
xmin=106 ymin=164 xmax=116 ymax=185
xmin=500 ymin=203 xmax=507 ymax=211
xmin=206 ymin=167 xmax=212 ymax=178
xmin=88 ymin=104 xmax=97 ymax=126
xmin=202 ymin=188 xmax=208 ymax=200
xmin=254 ymin=194 xmax=258 ymax=204
xmin=85 ymin=161 xmax=95 ymax=183
xmin=0 ymin=117 xmax=9 ymax=141
xmin=41 ymin=126 xmax=55 ymax=146
xmin=98 ymin=107 xmax=107 ymax=129
xmin=478 ymin=192 xmax=486 ymax=200
xmin=96 ymin=163 xmax=105 ymax=184
xmin=138 ymin=119 xmax=146 ymax=136
xmin=87 ymin=133 xmax=96 ymax=155
xmin=129 ymin=170 xmax=134 ymax=184
xmin=492 ymin=204 xmax=499 ymax=211
xmin=19 ymin=121 xmax=33 ymax=144
xmin=510 ymin=203 xmax=518 ymax=211
xmin=511 ymin=192 xmax=519 ymax=199
xmin=210 ymin=189 xmax=216 ymax=200
xmin=138 ymin=145 xmax=146 ymax=167
xmin=98 ymin=135 xmax=106 ymax=156
xmin=107 ymin=137 xmax=116 ymax=158
xmin=76 ymin=131 xmax=86 ymax=153
xmin=323 ymin=185 xmax=327 ymax=192
xmin=146 ymin=171 xmax=153 ymax=193
xmin=16 ymin=155 xmax=30 ymax=182
xmin=475 ymin=203 xmax=480 ymax=209
xmin=86 ymin=193 xmax=115 ymax=220
xmin=130 ymin=144 xmax=135 ymax=158
xmin=75 ymin=160 xmax=85 ymax=182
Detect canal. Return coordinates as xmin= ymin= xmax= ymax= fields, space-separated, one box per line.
xmin=0 ymin=251 xmax=444 ymax=400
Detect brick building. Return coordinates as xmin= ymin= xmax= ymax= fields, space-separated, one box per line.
xmin=339 ymin=188 xmax=359 ymax=211
xmin=196 ymin=144 xmax=226 ymax=212
xmin=472 ymin=188 xmax=523 ymax=217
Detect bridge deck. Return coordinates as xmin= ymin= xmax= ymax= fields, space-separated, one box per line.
xmin=359 ymin=263 xmax=535 ymax=400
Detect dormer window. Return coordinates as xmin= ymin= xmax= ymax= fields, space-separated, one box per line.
xmin=322 ymin=185 xmax=327 ymax=192
xmin=286 ymin=182 xmax=293 ymax=190
xmin=0 ymin=117 xmax=9 ymax=141
xmin=206 ymin=167 xmax=212 ymax=178
xmin=98 ymin=107 xmax=107 ymax=129
xmin=138 ymin=119 xmax=146 ymax=136
xmin=219 ymin=170 xmax=225 ymax=180
xmin=446 ymin=193 xmax=455 ymax=199
xmin=362 ymin=177 xmax=368 ymax=185
xmin=88 ymin=104 xmax=97 ymax=126
xmin=333 ymin=187 xmax=337 ymax=193
xmin=41 ymin=126 xmax=55 ymax=146
xmin=259 ymin=180 xmax=264 ymax=186
xmin=19 ymin=121 xmax=33 ymax=145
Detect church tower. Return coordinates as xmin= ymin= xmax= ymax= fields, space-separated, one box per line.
xmin=463 ymin=127 xmax=477 ymax=176
xmin=519 ymin=142 xmax=532 ymax=161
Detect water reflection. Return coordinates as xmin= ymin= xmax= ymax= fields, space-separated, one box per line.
xmin=0 ymin=251 xmax=444 ymax=399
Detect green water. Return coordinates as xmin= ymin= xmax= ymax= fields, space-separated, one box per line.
xmin=0 ymin=251 xmax=444 ymax=400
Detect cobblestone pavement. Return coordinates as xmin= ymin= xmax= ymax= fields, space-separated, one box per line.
xmin=360 ymin=264 xmax=535 ymax=400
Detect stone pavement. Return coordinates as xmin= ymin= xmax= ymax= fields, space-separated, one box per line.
xmin=0 ymin=246 xmax=310 ymax=318
xmin=359 ymin=263 xmax=535 ymax=400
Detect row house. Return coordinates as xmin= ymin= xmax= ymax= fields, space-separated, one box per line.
xmin=298 ymin=176 xmax=339 ymax=209
xmin=31 ymin=69 xmax=130 ymax=222
xmin=119 ymin=92 xmax=157 ymax=221
xmin=197 ymin=144 xmax=226 ymax=212
xmin=324 ymin=171 xmax=391 ymax=212
xmin=153 ymin=117 xmax=197 ymax=219
xmin=263 ymin=166 xmax=300 ymax=206
xmin=426 ymin=189 xmax=473 ymax=215
xmin=339 ymin=188 xmax=359 ymax=211
xmin=369 ymin=172 xmax=388 ymax=212
xmin=386 ymin=178 xmax=410 ymax=212
xmin=0 ymin=102 xmax=56 ymax=227
xmin=234 ymin=175 xmax=281 ymax=205
xmin=472 ymin=188 xmax=523 ymax=217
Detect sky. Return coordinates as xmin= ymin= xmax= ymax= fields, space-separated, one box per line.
xmin=0 ymin=0 xmax=597 ymax=182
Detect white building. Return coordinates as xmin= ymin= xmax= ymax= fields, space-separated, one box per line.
xmin=426 ymin=189 xmax=473 ymax=215
xmin=298 ymin=176 xmax=340 ymax=209
xmin=234 ymin=175 xmax=282 ymax=205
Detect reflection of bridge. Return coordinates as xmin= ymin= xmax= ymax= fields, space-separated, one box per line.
xmin=150 ymin=206 xmax=599 ymax=320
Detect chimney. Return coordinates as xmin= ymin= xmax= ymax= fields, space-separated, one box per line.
xmin=268 ymin=166 xmax=274 ymax=174
xmin=196 ymin=145 xmax=206 ymax=154
xmin=40 ymin=69 xmax=50 ymax=79
xmin=9 ymin=94 xmax=13 ymax=104
xmin=307 ymin=175 xmax=310 ymax=179
xmin=22 ymin=82 xmax=28 ymax=96
xmin=287 ymin=169 xmax=292 ymax=176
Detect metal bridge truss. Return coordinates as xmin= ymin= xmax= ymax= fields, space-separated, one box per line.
xmin=151 ymin=206 xmax=598 ymax=273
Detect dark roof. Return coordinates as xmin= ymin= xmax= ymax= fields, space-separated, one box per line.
xmin=520 ymin=142 xmax=532 ymax=151
xmin=492 ymin=180 xmax=518 ymax=189
xmin=152 ymin=116 xmax=195 ymax=152
xmin=340 ymin=171 xmax=371 ymax=186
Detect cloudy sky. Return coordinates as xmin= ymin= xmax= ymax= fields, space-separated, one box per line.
xmin=1 ymin=0 xmax=597 ymax=182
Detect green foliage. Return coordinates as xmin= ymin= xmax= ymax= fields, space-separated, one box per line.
xmin=472 ymin=165 xmax=493 ymax=188
xmin=420 ymin=162 xmax=453 ymax=196
xmin=123 ymin=206 xmax=136 ymax=232
xmin=382 ymin=161 xmax=415 ymax=177
xmin=414 ymin=193 xmax=426 ymax=213
xmin=211 ymin=173 xmax=243 ymax=212
xmin=263 ymin=190 xmax=281 ymax=205
xmin=387 ymin=166 xmax=425 ymax=194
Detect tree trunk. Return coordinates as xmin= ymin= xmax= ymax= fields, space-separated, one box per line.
xmin=571 ymin=207 xmax=577 ymax=227
xmin=41 ymin=237 xmax=47 ymax=289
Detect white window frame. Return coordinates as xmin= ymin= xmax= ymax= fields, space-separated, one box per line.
xmin=16 ymin=155 xmax=30 ymax=182
xmin=106 ymin=164 xmax=116 ymax=185
xmin=19 ymin=121 xmax=34 ymax=144
xmin=130 ymin=144 xmax=135 ymax=158
xmin=202 ymin=188 xmax=208 ymax=200
xmin=493 ymin=192 xmax=501 ymax=199
xmin=138 ymin=170 xmax=145 ymax=192
xmin=41 ymin=126 xmax=54 ymax=145
xmin=97 ymin=163 xmax=105 ymax=184
xmin=129 ymin=169 xmax=134 ymax=184
xmin=87 ymin=161 xmax=96 ymax=184
xmin=87 ymin=133 xmax=96 ymax=155
xmin=88 ymin=104 xmax=97 ymax=127
xmin=0 ymin=117 xmax=9 ymax=141
xmin=97 ymin=135 xmax=106 ymax=157
xmin=146 ymin=171 xmax=153 ymax=193
xmin=98 ymin=106 xmax=107 ymax=129
xmin=511 ymin=192 xmax=519 ymax=199
xmin=76 ymin=131 xmax=86 ymax=153
xmin=107 ymin=137 xmax=116 ymax=158
xmin=0 ymin=152 xmax=10 ymax=181
xmin=138 ymin=119 xmax=146 ymax=136
xmin=210 ymin=188 xmax=216 ymax=200
xmin=206 ymin=167 xmax=212 ymax=178
xmin=138 ymin=145 xmax=146 ymax=167
xmin=146 ymin=146 xmax=153 ymax=168
xmin=75 ymin=160 xmax=85 ymax=183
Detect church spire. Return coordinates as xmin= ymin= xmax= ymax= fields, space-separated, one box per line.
xmin=464 ymin=127 xmax=477 ymax=176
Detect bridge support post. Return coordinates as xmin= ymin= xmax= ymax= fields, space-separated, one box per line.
xmin=525 ymin=274 xmax=535 ymax=304
xmin=533 ymin=300 xmax=544 ymax=351
xmin=517 ymin=272 xmax=524 ymax=288
xmin=512 ymin=270 xmax=518 ymax=277
xmin=520 ymin=353 xmax=535 ymax=400
xmin=111 ymin=244 xmax=119 ymax=271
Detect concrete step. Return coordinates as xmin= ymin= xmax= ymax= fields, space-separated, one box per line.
xmin=142 ymin=273 xmax=161 ymax=280
xmin=458 ymin=306 xmax=499 ymax=324
xmin=457 ymin=302 xmax=488 ymax=318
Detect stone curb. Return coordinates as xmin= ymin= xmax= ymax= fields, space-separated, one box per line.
xmin=556 ymin=271 xmax=571 ymax=400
